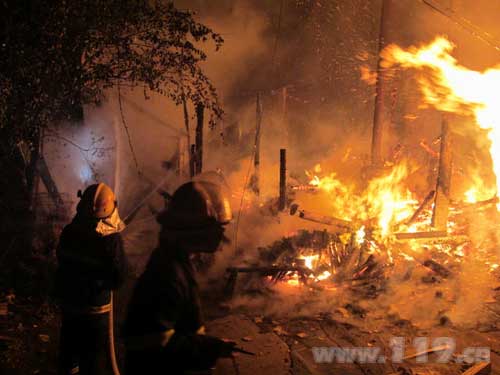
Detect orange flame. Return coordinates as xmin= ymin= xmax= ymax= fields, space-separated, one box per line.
xmin=381 ymin=36 xmax=500 ymax=207
xmin=307 ymin=161 xmax=417 ymax=240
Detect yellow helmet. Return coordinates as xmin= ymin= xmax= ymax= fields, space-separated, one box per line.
xmin=77 ymin=182 xmax=116 ymax=219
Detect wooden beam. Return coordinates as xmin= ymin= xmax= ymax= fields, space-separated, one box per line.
xmin=462 ymin=362 xmax=491 ymax=375
xmin=279 ymin=149 xmax=287 ymax=211
xmin=296 ymin=210 xmax=353 ymax=232
xmin=371 ymin=0 xmax=397 ymax=166
xmin=251 ymin=93 xmax=262 ymax=196
xmin=394 ymin=231 xmax=447 ymax=240
xmin=402 ymin=344 xmax=450 ymax=360
xmin=432 ymin=116 xmax=452 ymax=230
xmin=422 ymin=259 xmax=451 ymax=278
xmin=404 ymin=190 xmax=435 ymax=226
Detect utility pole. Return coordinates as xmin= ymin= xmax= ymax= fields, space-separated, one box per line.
xmin=371 ymin=0 xmax=396 ymax=166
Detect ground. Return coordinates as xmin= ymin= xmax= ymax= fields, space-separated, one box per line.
xmin=1 ymin=262 xmax=500 ymax=375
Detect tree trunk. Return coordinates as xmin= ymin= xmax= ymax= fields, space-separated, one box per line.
xmin=195 ymin=104 xmax=204 ymax=175
xmin=182 ymin=96 xmax=193 ymax=178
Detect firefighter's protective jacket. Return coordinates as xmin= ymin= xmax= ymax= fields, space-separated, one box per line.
xmin=54 ymin=217 xmax=128 ymax=309
xmin=123 ymin=245 xmax=230 ymax=372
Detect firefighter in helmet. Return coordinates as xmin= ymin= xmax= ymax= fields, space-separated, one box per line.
xmin=55 ymin=182 xmax=128 ymax=375
xmin=123 ymin=173 xmax=236 ymax=374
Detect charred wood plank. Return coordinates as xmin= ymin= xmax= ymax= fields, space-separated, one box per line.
xmin=419 ymin=139 xmax=439 ymax=158
xmin=224 ymin=265 xmax=312 ymax=297
xmin=462 ymin=362 xmax=491 ymax=375
xmin=404 ymin=190 xmax=435 ymax=226
xmin=290 ymin=204 xmax=353 ymax=232
xmin=422 ymin=259 xmax=451 ymax=278
xmin=227 ymin=266 xmax=311 ymax=275
xmin=394 ymin=231 xmax=447 ymax=240
xmin=251 ymin=93 xmax=262 ymax=196
xmin=352 ymin=255 xmax=378 ymax=280
xmin=455 ymin=196 xmax=498 ymax=210
xmin=298 ymin=210 xmax=352 ymax=231
xmin=432 ymin=117 xmax=452 ymax=230
xmin=402 ymin=344 xmax=450 ymax=360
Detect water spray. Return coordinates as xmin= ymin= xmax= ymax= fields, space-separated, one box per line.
xmin=123 ymin=174 xmax=172 ymax=225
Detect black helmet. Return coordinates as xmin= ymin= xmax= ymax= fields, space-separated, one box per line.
xmin=158 ymin=172 xmax=232 ymax=230
xmin=157 ymin=173 xmax=232 ymax=253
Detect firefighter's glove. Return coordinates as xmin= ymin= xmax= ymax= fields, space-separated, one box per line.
xmin=196 ymin=335 xmax=237 ymax=358
xmin=215 ymin=338 xmax=237 ymax=358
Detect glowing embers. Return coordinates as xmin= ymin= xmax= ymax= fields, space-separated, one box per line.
xmin=261 ymin=252 xmax=333 ymax=288
xmin=251 ymin=229 xmax=387 ymax=294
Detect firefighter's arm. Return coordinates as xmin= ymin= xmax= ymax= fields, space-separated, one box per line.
xmin=164 ymin=332 xmax=237 ymax=369
xmin=154 ymin=280 xmax=237 ymax=368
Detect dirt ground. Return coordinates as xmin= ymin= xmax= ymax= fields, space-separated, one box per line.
xmin=1 ymin=264 xmax=500 ymax=375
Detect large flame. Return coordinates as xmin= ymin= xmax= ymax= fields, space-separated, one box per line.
xmin=381 ymin=36 xmax=500 ymax=207
xmin=307 ymin=161 xmax=417 ymax=240
xmin=280 ymin=36 xmax=500 ymax=289
xmin=464 ymin=171 xmax=496 ymax=203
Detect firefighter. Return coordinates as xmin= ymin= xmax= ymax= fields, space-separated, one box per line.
xmin=54 ymin=182 xmax=128 ymax=375
xmin=123 ymin=174 xmax=236 ymax=374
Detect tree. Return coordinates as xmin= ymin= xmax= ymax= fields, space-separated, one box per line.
xmin=0 ymin=0 xmax=223 ymax=259
xmin=0 ymin=0 xmax=223 ymax=149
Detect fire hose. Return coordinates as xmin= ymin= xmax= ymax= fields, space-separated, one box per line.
xmin=64 ymin=292 xmax=121 ymax=375
xmin=109 ymin=291 xmax=121 ymax=375
xmin=106 ymin=292 xmax=254 ymax=375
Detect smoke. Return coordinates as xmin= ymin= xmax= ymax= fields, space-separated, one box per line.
xmin=39 ymin=0 xmax=500 ymax=328
xmin=40 ymin=0 xmax=279 ymax=267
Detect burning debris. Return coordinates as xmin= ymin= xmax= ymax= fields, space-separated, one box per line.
xmin=224 ymin=36 xmax=500 ymax=330
xmin=226 ymin=142 xmax=500 ymax=330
